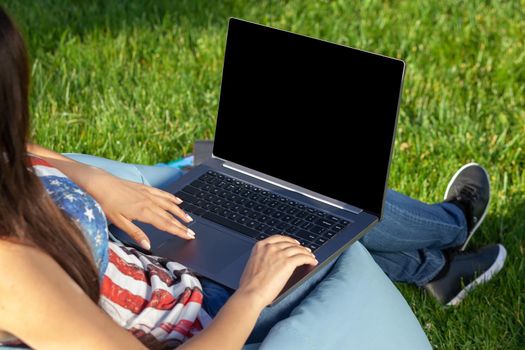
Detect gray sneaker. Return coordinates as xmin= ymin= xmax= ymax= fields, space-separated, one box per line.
xmin=425 ymin=244 xmax=507 ymax=306
xmin=444 ymin=163 xmax=490 ymax=251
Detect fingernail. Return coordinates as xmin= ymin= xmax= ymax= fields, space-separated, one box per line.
xmin=175 ymin=196 xmax=183 ymax=203
xmin=294 ymin=239 xmax=300 ymax=244
xmin=140 ymin=239 xmax=151 ymax=250
xmin=187 ymin=228 xmax=196 ymax=238
xmin=305 ymin=247 xmax=312 ymax=252
xmin=186 ymin=213 xmax=193 ymax=222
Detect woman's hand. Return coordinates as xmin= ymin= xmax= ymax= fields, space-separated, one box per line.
xmin=237 ymin=234 xmax=318 ymax=308
xmin=85 ymin=171 xmax=196 ymax=249
xmin=26 ymin=144 xmax=195 ymax=250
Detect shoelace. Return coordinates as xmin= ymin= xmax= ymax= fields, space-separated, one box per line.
xmin=456 ymin=183 xmax=480 ymax=202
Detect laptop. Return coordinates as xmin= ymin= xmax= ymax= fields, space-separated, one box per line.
xmin=110 ymin=18 xmax=405 ymax=306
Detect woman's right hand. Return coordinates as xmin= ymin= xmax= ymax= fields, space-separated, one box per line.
xmin=237 ymin=234 xmax=318 ymax=308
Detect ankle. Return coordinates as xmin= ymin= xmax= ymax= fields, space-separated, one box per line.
xmin=428 ymin=250 xmax=453 ymax=283
xmin=448 ymin=199 xmax=473 ymax=231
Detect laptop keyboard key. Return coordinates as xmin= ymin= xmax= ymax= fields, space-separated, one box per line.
xmin=315 ymin=218 xmax=335 ymax=228
xmin=301 ymin=221 xmax=314 ymax=230
xmin=316 ymin=237 xmax=327 ymax=245
xmin=257 ymin=233 xmax=269 ymax=241
xmin=305 ymin=214 xmax=317 ymax=222
xmin=247 ymin=220 xmax=258 ymax=228
xmin=264 ymin=227 xmax=278 ymax=234
xmin=295 ymin=230 xmax=317 ymax=242
xmin=227 ymin=212 xmax=239 ymax=220
xmin=307 ymin=243 xmax=320 ymax=251
xmin=236 ymin=217 xmax=248 ymax=225
xmin=296 ymin=211 xmax=308 ymax=218
xmin=332 ymin=224 xmax=345 ymax=232
xmin=276 ymin=222 xmax=287 ymax=230
xmin=310 ymin=225 xmax=326 ymax=235
xmin=324 ymin=230 xmax=337 ymax=238
xmin=281 ymin=215 xmax=293 ymax=222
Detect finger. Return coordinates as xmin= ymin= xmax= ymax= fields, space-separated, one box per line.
xmin=286 ymin=251 xmax=319 ymax=267
xmin=144 ymin=207 xmax=196 ymax=240
xmin=261 ymin=234 xmax=301 ymax=245
xmin=272 ymin=241 xmax=314 ymax=254
xmin=112 ymin=214 xmax=151 ymax=250
xmin=150 ymin=195 xmax=193 ymax=223
xmin=149 ymin=205 xmax=188 ymax=230
xmin=281 ymin=244 xmax=316 ymax=258
xmin=145 ymin=186 xmax=183 ymax=205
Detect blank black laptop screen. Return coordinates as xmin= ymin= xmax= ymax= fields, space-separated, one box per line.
xmin=213 ymin=18 xmax=405 ymax=217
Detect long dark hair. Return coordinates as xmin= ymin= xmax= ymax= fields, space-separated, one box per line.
xmin=0 ymin=7 xmax=99 ymax=302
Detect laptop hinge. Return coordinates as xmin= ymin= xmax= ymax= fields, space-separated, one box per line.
xmin=221 ymin=162 xmax=363 ymax=215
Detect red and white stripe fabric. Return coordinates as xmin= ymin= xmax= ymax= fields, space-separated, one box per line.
xmin=100 ymin=240 xmax=212 ymax=347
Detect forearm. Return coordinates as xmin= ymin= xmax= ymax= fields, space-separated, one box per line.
xmin=27 ymin=143 xmax=108 ymax=193
xmin=181 ymin=290 xmax=265 ymax=350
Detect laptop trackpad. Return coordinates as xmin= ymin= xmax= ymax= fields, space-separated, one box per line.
xmin=154 ymin=220 xmax=252 ymax=274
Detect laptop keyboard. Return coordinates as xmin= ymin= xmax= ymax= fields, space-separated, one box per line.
xmin=175 ymin=170 xmax=351 ymax=252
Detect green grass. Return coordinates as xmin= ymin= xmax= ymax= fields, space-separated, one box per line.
xmin=3 ymin=0 xmax=524 ymax=348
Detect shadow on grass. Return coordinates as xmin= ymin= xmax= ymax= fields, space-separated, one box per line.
xmin=4 ymin=0 xmax=278 ymax=53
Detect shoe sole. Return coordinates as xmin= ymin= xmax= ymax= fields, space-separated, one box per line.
xmin=444 ymin=162 xmax=491 ymax=251
xmin=446 ymin=244 xmax=507 ymax=306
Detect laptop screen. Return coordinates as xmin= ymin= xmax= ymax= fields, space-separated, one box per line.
xmin=213 ymin=18 xmax=405 ymax=217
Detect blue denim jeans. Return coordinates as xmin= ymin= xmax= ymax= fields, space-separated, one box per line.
xmin=361 ymin=190 xmax=467 ymax=286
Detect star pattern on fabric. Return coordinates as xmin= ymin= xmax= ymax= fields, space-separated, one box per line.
xmin=84 ymin=208 xmax=95 ymax=222
xmin=37 ymin=174 xmax=110 ymax=279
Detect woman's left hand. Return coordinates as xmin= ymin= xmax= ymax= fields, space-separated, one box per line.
xmin=85 ymin=171 xmax=196 ymax=250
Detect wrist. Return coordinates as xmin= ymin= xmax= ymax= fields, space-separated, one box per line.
xmin=232 ymin=288 xmax=268 ymax=312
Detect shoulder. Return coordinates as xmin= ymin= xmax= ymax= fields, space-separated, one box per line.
xmin=0 ymin=240 xmax=54 ymax=282
xmin=0 ymin=240 xmax=65 ymax=300
xmin=0 ymin=240 xmax=70 ymax=327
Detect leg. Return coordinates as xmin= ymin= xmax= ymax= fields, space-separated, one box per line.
xmin=361 ymin=190 xmax=467 ymax=252
xmin=359 ymin=189 xmax=468 ymax=286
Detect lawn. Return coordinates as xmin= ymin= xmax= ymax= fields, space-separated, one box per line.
xmin=3 ymin=0 xmax=524 ymax=348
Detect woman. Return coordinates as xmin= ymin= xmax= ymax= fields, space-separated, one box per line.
xmin=0 ymin=8 xmax=320 ymax=349
xmin=0 ymin=7 xmax=502 ymax=349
